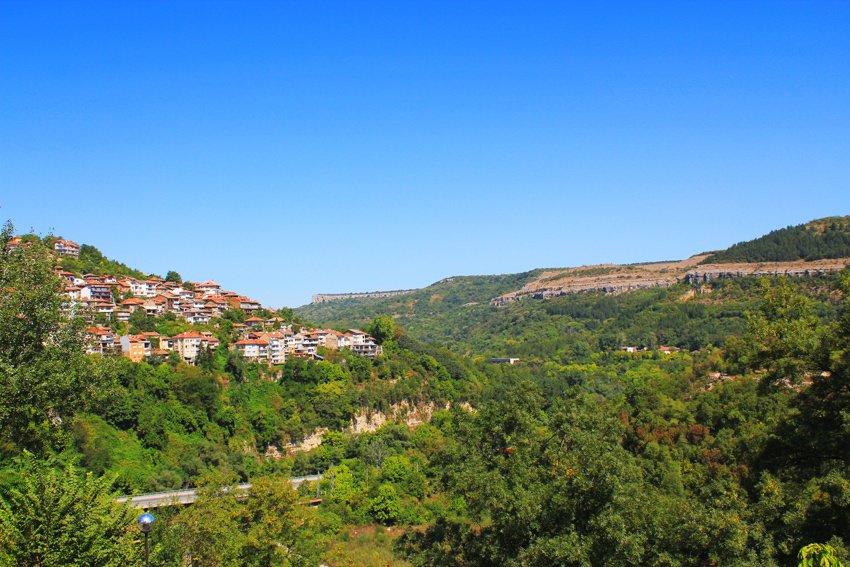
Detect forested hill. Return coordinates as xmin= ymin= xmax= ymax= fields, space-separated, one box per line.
xmin=704 ymin=215 xmax=850 ymax=263
xmin=297 ymin=271 xmax=542 ymax=329
xmin=296 ymin=216 xmax=850 ymax=357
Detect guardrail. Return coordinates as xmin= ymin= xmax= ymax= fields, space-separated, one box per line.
xmin=116 ymin=474 xmax=322 ymax=509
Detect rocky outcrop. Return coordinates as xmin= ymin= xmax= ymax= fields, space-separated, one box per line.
xmin=684 ymin=261 xmax=849 ymax=284
xmin=279 ymin=401 xmax=464 ymax=456
xmin=492 ymin=278 xmax=678 ymax=305
xmin=349 ymin=401 xmax=447 ymax=434
xmin=311 ymin=289 xmax=418 ymax=303
xmin=492 ymin=257 xmax=850 ymax=305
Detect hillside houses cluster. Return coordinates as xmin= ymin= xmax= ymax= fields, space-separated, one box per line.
xmin=59 ymin=272 xmax=261 ymax=325
xmin=231 ymin=327 xmax=382 ymax=364
xmin=7 ymin=235 xmax=384 ymax=365
xmin=85 ymin=322 xmax=382 ymax=365
xmin=70 ymin=275 xmax=384 ymax=364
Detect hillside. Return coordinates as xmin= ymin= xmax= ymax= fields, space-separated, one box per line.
xmin=297 ymin=271 xmax=543 ymax=328
xmin=59 ymin=242 xmax=150 ymax=279
xmin=12 ymin=233 xmax=152 ymax=279
xmin=703 ymin=215 xmax=850 ymax=263
xmin=5 ymin=222 xmax=850 ymax=565
xmin=296 ymin=218 xmax=850 ymax=356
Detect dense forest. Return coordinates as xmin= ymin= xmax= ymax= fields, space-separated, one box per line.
xmin=2 ymin=224 xmax=850 ymax=565
xmin=706 ymin=216 xmax=850 ymax=264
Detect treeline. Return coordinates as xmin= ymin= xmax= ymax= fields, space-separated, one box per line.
xmin=707 ymin=216 xmax=850 ymax=263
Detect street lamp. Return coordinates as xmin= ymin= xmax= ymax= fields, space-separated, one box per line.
xmin=137 ymin=513 xmax=155 ymax=567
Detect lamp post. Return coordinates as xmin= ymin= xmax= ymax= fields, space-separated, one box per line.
xmin=137 ymin=513 xmax=155 ymax=567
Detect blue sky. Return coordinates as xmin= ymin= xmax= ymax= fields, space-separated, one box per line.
xmin=1 ymin=1 xmax=848 ymax=307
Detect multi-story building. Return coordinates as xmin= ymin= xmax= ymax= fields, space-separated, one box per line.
xmin=119 ymin=335 xmax=152 ymax=362
xmin=125 ymin=278 xmax=161 ymax=298
xmin=196 ymin=281 xmax=222 ymax=296
xmin=80 ymin=283 xmax=112 ymax=302
xmin=53 ymin=238 xmax=80 ymax=257
xmin=183 ymin=310 xmax=211 ymax=325
xmin=169 ymin=331 xmax=219 ymax=364
xmin=256 ymin=332 xmax=286 ymax=364
xmin=86 ymin=326 xmax=115 ymax=354
xmin=232 ymin=337 xmax=269 ymax=363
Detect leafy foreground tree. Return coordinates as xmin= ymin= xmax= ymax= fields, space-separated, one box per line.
xmin=798 ymin=543 xmax=843 ymax=567
xmin=154 ymin=474 xmax=323 ymax=566
xmin=0 ymin=455 xmax=139 ymax=566
xmin=0 ymin=222 xmax=109 ymax=453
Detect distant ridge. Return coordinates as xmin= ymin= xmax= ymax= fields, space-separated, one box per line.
xmin=312 ymin=289 xmax=419 ymax=304
xmin=297 ymin=216 xmax=850 ymax=323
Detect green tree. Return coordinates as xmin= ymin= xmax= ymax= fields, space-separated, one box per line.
xmin=165 ymin=270 xmax=182 ymax=284
xmin=754 ymin=271 xmax=850 ymax=560
xmin=369 ymin=483 xmax=401 ymax=525
xmin=170 ymin=475 xmax=246 ymax=567
xmin=367 ymin=315 xmax=397 ymax=345
xmin=741 ymin=278 xmax=822 ymax=385
xmin=798 ymin=543 xmax=843 ymax=567
xmin=0 ymin=455 xmax=139 ymax=566
xmin=0 ymin=222 xmax=108 ymax=451
xmin=242 ymin=475 xmax=321 ymax=566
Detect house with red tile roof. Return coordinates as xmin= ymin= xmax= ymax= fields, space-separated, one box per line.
xmin=245 ymin=316 xmax=265 ymax=329
xmin=170 ymin=331 xmax=219 ymax=364
xmin=53 ymin=238 xmax=80 ymax=257
xmin=196 ymin=281 xmax=222 ymax=296
xmin=6 ymin=236 xmax=24 ymax=251
xmin=232 ymin=336 xmax=270 ymax=362
xmin=86 ymin=325 xmax=115 ymax=354
xmin=119 ymin=334 xmax=151 ymax=362
xmin=120 ymin=297 xmax=145 ymax=312
xmin=255 ymin=332 xmax=287 ymax=364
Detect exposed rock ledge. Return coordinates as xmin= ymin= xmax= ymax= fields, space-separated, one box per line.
xmin=492 ymin=258 xmax=850 ymax=305
xmin=278 ymin=401 xmax=473 ymax=455
xmin=311 ymin=289 xmax=418 ymax=303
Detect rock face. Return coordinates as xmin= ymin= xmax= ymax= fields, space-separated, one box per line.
xmin=311 ymin=289 xmax=418 ymax=303
xmin=281 ymin=401 xmax=457 ymax=455
xmin=348 ymin=401 xmax=446 ymax=434
xmin=683 ymin=260 xmax=849 ymax=284
xmin=492 ymin=257 xmax=850 ymax=305
xmin=491 ymin=256 xmax=706 ymax=305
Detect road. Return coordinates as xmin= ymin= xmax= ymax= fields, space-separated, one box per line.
xmin=115 ymin=474 xmax=322 ymax=509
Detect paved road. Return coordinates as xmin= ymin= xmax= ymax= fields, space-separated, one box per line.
xmin=116 ymin=474 xmax=322 ymax=509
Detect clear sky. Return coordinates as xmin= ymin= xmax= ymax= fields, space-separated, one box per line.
xmin=1 ymin=1 xmax=848 ymax=307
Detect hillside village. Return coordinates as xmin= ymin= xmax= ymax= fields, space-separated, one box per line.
xmin=8 ymin=236 xmax=382 ymax=364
